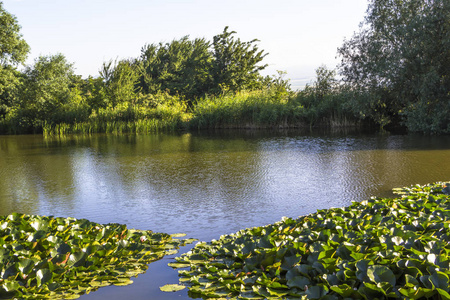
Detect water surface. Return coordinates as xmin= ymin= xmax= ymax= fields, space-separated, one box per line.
xmin=1 ymin=130 xmax=449 ymax=299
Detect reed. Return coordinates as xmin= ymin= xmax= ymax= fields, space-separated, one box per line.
xmin=21 ymin=86 xmax=364 ymax=137
xmin=188 ymin=88 xmax=305 ymax=129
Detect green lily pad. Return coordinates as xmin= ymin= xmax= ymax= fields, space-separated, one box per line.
xmin=160 ymin=284 xmax=186 ymax=292
xmin=172 ymin=181 xmax=450 ymax=299
xmin=0 ymin=213 xmax=188 ymax=299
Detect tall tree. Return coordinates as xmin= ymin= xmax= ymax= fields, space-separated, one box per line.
xmin=100 ymin=59 xmax=140 ymax=107
xmin=19 ymin=54 xmax=75 ymax=129
xmin=211 ymin=27 xmax=268 ymax=93
xmin=0 ymin=2 xmax=30 ymax=117
xmin=138 ymin=36 xmax=212 ymax=99
xmin=137 ymin=28 xmax=269 ymax=99
xmin=338 ymin=0 xmax=449 ymax=132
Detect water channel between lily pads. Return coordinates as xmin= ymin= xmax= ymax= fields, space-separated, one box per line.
xmin=1 ymin=129 xmax=450 ymax=299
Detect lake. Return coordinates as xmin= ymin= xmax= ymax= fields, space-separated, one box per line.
xmin=1 ymin=129 xmax=449 ymax=299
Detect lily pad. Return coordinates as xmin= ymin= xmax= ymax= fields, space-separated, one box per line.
xmin=172 ymin=181 xmax=450 ymax=299
xmin=160 ymin=284 xmax=186 ymax=292
xmin=0 ymin=213 xmax=189 ymax=299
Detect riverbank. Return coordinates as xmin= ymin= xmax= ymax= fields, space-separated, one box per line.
xmin=0 ymin=88 xmax=364 ymax=136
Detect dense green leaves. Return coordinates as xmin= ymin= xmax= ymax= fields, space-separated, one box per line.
xmin=1 ymin=1 xmax=447 ymax=134
xmin=136 ymin=27 xmax=268 ymax=99
xmin=211 ymin=26 xmax=268 ymax=93
xmin=0 ymin=3 xmax=29 ymax=67
xmin=138 ymin=36 xmax=213 ymax=99
xmin=0 ymin=2 xmax=29 ymax=119
xmin=338 ymin=0 xmax=450 ymax=133
xmin=16 ymin=54 xmax=78 ymax=132
xmin=171 ymin=182 xmax=450 ymax=299
xmin=0 ymin=214 xmax=189 ymax=299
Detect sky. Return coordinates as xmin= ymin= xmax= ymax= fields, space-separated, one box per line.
xmin=3 ymin=0 xmax=369 ymax=90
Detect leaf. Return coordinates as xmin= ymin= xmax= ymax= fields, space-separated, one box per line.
xmin=356 ymin=259 xmax=371 ymax=282
xmin=3 ymin=281 xmax=20 ymax=292
xmin=170 ymin=233 xmax=186 ymax=238
xmin=160 ymin=284 xmax=186 ymax=292
xmin=437 ymin=288 xmax=450 ymax=300
xmin=286 ymin=276 xmax=310 ymax=289
xmin=430 ymin=272 xmax=449 ymax=290
xmin=31 ymin=219 xmax=49 ymax=231
xmin=358 ymin=283 xmax=386 ymax=299
xmin=113 ymin=278 xmax=134 ymax=286
xmin=367 ymin=265 xmax=396 ymax=287
xmin=305 ymin=285 xmax=328 ymax=299
xmin=183 ymin=238 xmax=198 ymax=244
xmin=17 ymin=258 xmax=35 ymax=274
xmin=67 ymin=252 xmax=87 ymax=267
xmin=330 ymin=284 xmax=355 ymax=298
xmin=168 ymin=262 xmax=190 ymax=269
xmin=404 ymin=274 xmax=419 ymax=286
xmin=36 ymin=269 xmax=53 ymax=287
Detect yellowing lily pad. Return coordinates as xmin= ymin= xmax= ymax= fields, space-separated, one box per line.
xmin=160 ymin=284 xmax=186 ymax=292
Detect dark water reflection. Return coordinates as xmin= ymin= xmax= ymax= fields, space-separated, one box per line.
xmin=1 ymin=130 xmax=450 ymax=299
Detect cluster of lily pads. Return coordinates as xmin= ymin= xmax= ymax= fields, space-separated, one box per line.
xmin=172 ymin=182 xmax=450 ymax=299
xmin=0 ymin=213 xmax=191 ymax=299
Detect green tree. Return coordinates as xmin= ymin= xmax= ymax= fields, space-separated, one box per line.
xmin=0 ymin=2 xmax=30 ymax=118
xmin=82 ymin=76 xmax=108 ymax=112
xmin=138 ymin=36 xmax=212 ymax=99
xmin=211 ymin=27 xmax=268 ymax=93
xmin=19 ymin=54 xmax=75 ymax=130
xmin=338 ymin=0 xmax=450 ymax=133
xmin=297 ymin=66 xmax=348 ymax=127
xmin=100 ymin=59 xmax=140 ymax=107
xmin=137 ymin=28 xmax=269 ymax=100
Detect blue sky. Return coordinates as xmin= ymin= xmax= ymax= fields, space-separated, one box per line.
xmin=4 ymin=0 xmax=368 ymax=89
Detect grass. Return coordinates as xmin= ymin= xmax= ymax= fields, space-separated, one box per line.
xmin=3 ymin=87 xmax=363 ymax=136
xmin=187 ymin=89 xmax=305 ymax=130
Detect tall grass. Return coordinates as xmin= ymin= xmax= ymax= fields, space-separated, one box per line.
xmin=43 ymin=100 xmax=190 ymax=136
xmin=188 ymin=89 xmax=305 ymax=129
xmin=6 ymin=86 xmax=363 ymax=136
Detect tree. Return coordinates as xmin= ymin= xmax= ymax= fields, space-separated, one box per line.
xmin=0 ymin=2 xmax=30 ymax=117
xmin=211 ymin=27 xmax=268 ymax=93
xmin=19 ymin=54 xmax=75 ymax=129
xmin=99 ymin=59 xmax=140 ymax=107
xmin=138 ymin=36 xmax=213 ymax=99
xmin=137 ymin=28 xmax=269 ymax=100
xmin=297 ymin=66 xmax=347 ymax=127
xmin=338 ymin=0 xmax=449 ymax=133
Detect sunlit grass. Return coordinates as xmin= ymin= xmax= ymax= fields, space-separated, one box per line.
xmin=188 ymin=89 xmax=304 ymax=129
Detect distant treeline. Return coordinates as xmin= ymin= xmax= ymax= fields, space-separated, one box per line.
xmin=0 ymin=0 xmax=448 ymax=135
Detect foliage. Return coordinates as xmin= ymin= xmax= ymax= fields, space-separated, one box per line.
xmin=42 ymin=93 xmax=189 ymax=135
xmin=81 ymin=76 xmax=109 ymax=112
xmin=99 ymin=59 xmax=141 ymax=107
xmin=136 ymin=27 xmax=269 ymax=100
xmin=170 ymin=182 xmax=450 ymax=299
xmin=1 ymin=1 xmax=448 ymax=135
xmin=338 ymin=0 xmax=450 ymax=133
xmin=294 ymin=66 xmax=359 ymax=128
xmin=0 ymin=2 xmax=29 ymax=67
xmin=0 ymin=2 xmax=29 ymax=118
xmin=0 ymin=213 xmax=192 ymax=299
xmin=138 ymin=36 xmax=213 ymax=100
xmin=211 ymin=26 xmax=268 ymax=93
xmin=188 ymin=86 xmax=302 ymax=129
xmin=17 ymin=54 xmax=77 ymax=131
